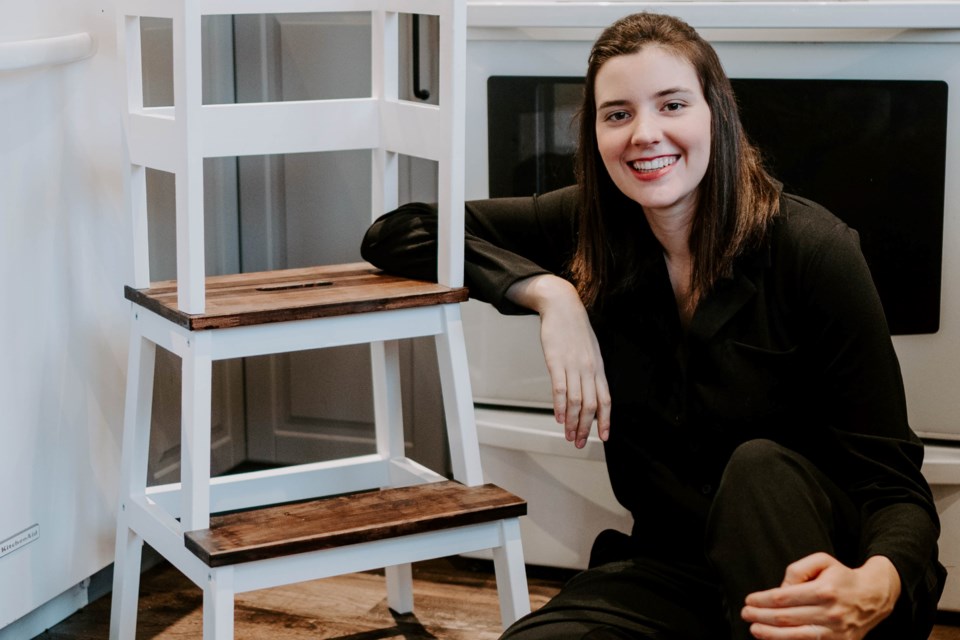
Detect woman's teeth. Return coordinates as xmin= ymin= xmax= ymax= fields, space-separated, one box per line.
xmin=631 ymin=156 xmax=677 ymax=172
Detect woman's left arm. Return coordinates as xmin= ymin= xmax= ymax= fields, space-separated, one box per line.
xmin=798 ymin=221 xmax=940 ymax=599
xmin=743 ymin=208 xmax=941 ymax=638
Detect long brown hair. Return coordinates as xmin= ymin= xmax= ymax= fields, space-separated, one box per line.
xmin=569 ymin=12 xmax=781 ymax=309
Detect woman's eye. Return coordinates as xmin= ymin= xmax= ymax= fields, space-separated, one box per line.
xmin=605 ymin=110 xmax=629 ymax=122
xmin=663 ymin=101 xmax=684 ymax=112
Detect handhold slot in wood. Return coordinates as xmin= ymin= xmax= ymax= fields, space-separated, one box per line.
xmin=256 ymin=281 xmax=334 ymax=292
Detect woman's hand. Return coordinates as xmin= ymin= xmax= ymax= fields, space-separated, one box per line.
xmin=506 ymin=274 xmax=611 ymax=448
xmin=741 ymin=553 xmax=901 ymax=640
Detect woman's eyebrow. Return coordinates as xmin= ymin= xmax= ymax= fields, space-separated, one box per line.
xmin=597 ymin=99 xmax=630 ymax=111
xmin=655 ymin=86 xmax=696 ymax=98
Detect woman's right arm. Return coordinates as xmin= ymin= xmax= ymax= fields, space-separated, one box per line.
xmin=506 ymin=274 xmax=611 ymax=448
xmin=361 ymin=185 xmax=610 ymax=446
xmin=361 ymin=187 xmax=576 ymax=313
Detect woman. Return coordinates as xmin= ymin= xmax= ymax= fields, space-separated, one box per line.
xmin=361 ymin=12 xmax=945 ymax=640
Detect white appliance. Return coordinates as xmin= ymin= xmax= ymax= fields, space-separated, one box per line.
xmin=0 ymin=2 xmax=127 ymax=637
xmin=460 ymin=0 xmax=960 ymax=608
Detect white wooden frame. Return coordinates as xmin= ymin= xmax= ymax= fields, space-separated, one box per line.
xmin=112 ymin=0 xmax=527 ymax=637
xmin=119 ymin=0 xmax=466 ymax=313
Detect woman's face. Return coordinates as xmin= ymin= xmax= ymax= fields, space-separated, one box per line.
xmin=594 ymin=46 xmax=712 ymax=221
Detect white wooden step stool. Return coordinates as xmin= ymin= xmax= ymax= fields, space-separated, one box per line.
xmin=109 ymin=1 xmax=531 ymax=637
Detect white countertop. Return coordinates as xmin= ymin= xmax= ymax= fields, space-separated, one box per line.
xmin=467 ymin=1 xmax=960 ymax=30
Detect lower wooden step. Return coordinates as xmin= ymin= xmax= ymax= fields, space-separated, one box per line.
xmin=184 ymin=481 xmax=527 ymax=567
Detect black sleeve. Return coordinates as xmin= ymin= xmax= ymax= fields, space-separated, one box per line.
xmin=361 ymin=186 xmax=579 ymax=314
xmin=792 ymin=204 xmax=943 ymax=620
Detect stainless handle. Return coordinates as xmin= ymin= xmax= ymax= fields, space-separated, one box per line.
xmin=0 ymin=32 xmax=95 ymax=73
xmin=412 ymin=15 xmax=430 ymax=101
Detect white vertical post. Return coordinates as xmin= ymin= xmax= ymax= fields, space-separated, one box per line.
xmin=371 ymin=338 xmax=416 ymax=612
xmin=120 ymin=14 xmax=152 ymax=289
xmin=371 ymin=340 xmax=406 ymax=463
xmin=435 ymin=304 xmax=484 ymax=485
xmin=181 ymin=332 xmax=213 ymax=531
xmin=173 ymin=0 xmax=207 ymax=312
xmin=385 ymin=562 xmax=415 ymax=614
xmin=493 ymin=518 xmax=531 ymax=627
xmin=109 ymin=522 xmax=144 ymax=640
xmin=129 ymin=164 xmax=151 ymax=289
xmin=372 ymin=6 xmax=399 ymax=219
xmin=373 ymin=8 xmax=414 ymax=616
xmin=203 ymin=567 xmax=235 ymax=640
xmin=436 ymin=0 xmax=466 ymax=288
xmin=109 ymin=312 xmax=157 ymax=640
xmin=122 ymin=313 xmax=158 ymax=501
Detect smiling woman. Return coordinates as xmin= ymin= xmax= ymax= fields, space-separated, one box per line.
xmin=593 ymin=46 xmax=713 ymax=327
xmin=361 ymin=11 xmax=947 ymax=640
xmin=594 ymin=48 xmax=712 ymax=225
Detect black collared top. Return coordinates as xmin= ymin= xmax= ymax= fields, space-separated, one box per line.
xmin=361 ymin=184 xmax=944 ymax=622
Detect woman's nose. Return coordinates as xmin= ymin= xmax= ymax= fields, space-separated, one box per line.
xmin=630 ymin=113 xmax=660 ymax=146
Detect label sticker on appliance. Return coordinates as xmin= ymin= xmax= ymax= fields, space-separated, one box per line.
xmin=1 ymin=524 xmax=39 ymax=559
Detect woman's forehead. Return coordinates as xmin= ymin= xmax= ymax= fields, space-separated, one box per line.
xmin=594 ymin=47 xmax=703 ymax=100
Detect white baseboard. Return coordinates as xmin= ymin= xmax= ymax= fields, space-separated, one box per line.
xmin=0 ymin=580 xmax=89 ymax=640
xmin=923 ymin=443 xmax=960 ymax=486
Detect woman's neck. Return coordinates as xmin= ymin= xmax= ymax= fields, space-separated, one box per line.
xmin=644 ymin=197 xmax=694 ymax=250
xmin=645 ymin=206 xmax=697 ymax=327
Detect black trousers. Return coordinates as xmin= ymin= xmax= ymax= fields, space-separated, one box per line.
xmin=500 ymin=439 xmax=920 ymax=640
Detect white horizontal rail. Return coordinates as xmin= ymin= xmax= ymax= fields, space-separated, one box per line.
xmin=145 ymin=455 xmax=392 ymax=516
xmin=127 ymin=110 xmax=177 ymax=172
xmin=133 ymin=304 xmax=449 ymax=361
xmin=202 ymin=99 xmax=380 ymax=157
xmin=126 ymin=99 xmax=448 ymax=164
xmin=233 ymin=522 xmax=508 ymax=593
xmin=466 ymin=2 xmax=960 ymax=30
xmin=0 ymin=32 xmax=94 ymax=73
xmin=381 ymin=100 xmax=444 ymax=161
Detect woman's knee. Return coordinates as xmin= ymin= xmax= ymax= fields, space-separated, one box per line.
xmin=708 ymin=438 xmax=838 ymax=548
xmin=717 ymin=438 xmax=798 ymax=495
xmin=707 ymin=438 xmax=858 ymax=567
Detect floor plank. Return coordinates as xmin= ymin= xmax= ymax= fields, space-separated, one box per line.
xmin=38 ymin=557 xmax=561 ymax=640
xmin=36 ymin=557 xmax=960 ymax=639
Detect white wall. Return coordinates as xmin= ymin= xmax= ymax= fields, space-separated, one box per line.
xmin=0 ymin=0 xmax=129 ymax=631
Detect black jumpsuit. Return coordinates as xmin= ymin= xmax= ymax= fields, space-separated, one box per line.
xmin=361 ymin=186 xmax=946 ymax=639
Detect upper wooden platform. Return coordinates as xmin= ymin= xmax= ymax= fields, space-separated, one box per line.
xmin=125 ymin=263 xmax=468 ymax=331
xmin=184 ymin=480 xmax=527 ymax=567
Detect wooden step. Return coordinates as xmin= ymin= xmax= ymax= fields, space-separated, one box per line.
xmin=184 ymin=481 xmax=527 ymax=567
xmin=125 ymin=262 xmax=468 ymax=330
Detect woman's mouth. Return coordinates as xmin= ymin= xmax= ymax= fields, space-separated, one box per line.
xmin=630 ymin=156 xmax=678 ymax=173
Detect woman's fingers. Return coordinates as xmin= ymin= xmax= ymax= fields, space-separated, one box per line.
xmin=780 ymin=553 xmax=836 ymax=587
xmin=573 ymin=375 xmax=594 ymax=448
xmin=549 ymin=364 xmax=568 ymax=429
xmin=742 ymin=554 xmax=900 ymax=640
xmin=547 ymin=349 xmax=608 ymax=447
xmin=596 ymin=372 xmax=612 ymax=441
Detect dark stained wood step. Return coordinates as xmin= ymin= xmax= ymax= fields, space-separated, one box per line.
xmin=184 ymin=481 xmax=527 ymax=567
xmin=125 ymin=262 xmax=468 ymax=330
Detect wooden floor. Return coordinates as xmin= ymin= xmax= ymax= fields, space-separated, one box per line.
xmin=38 ymin=556 xmax=960 ymax=639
